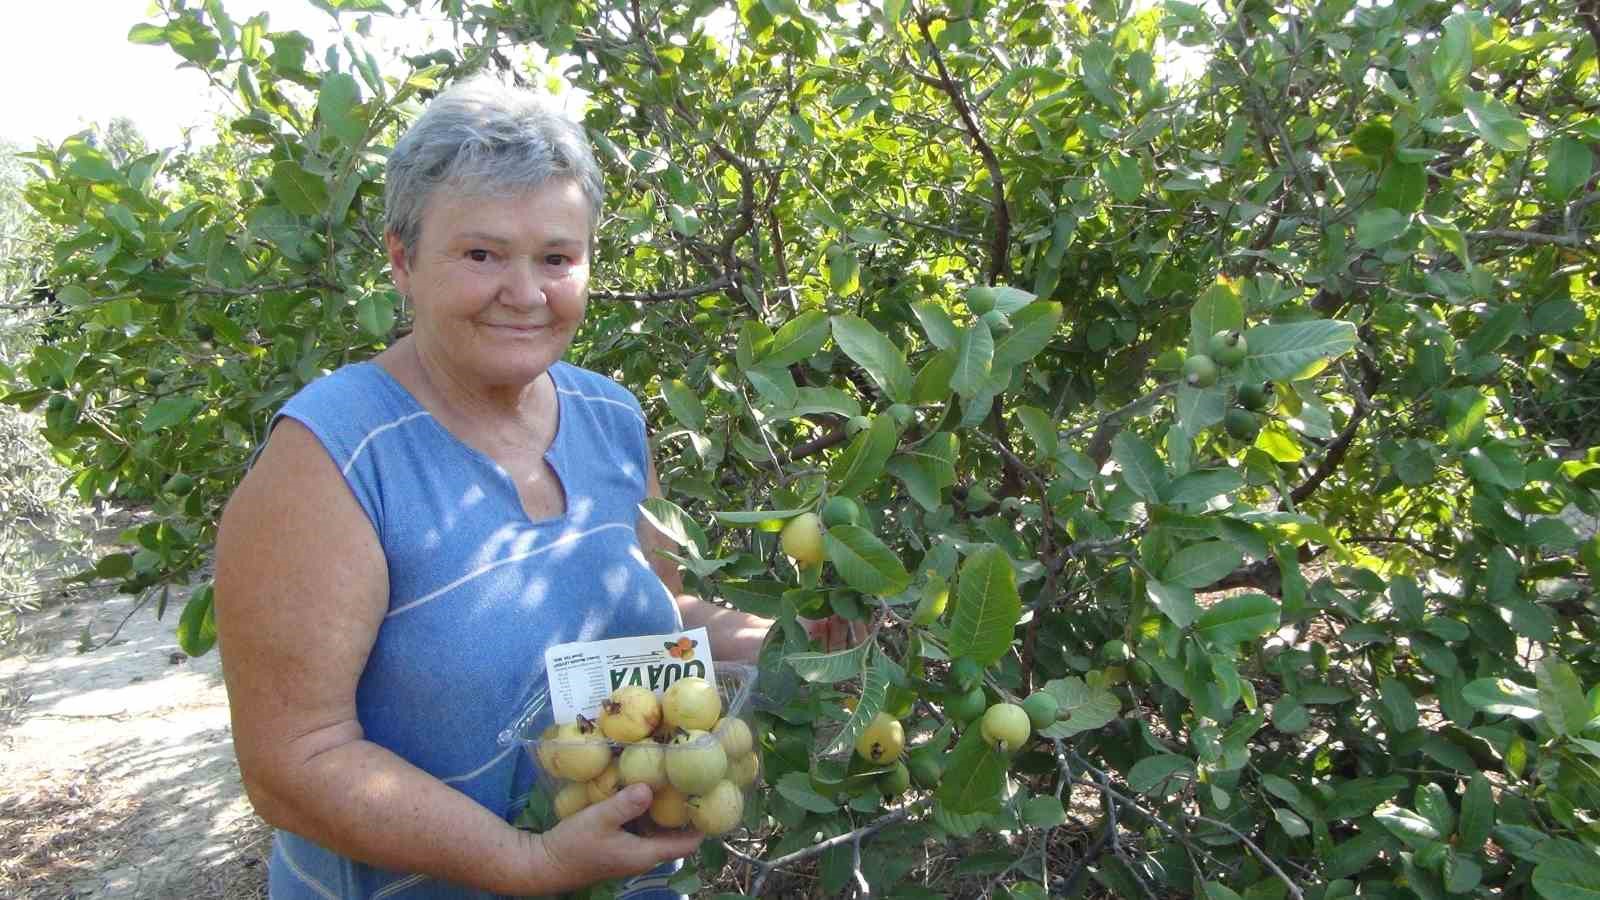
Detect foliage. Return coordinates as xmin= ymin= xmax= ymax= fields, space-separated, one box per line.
xmin=5 ymin=0 xmax=1600 ymax=896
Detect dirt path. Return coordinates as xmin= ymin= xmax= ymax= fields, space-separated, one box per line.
xmin=0 ymin=587 xmax=270 ymax=899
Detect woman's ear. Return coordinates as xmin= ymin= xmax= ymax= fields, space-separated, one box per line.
xmin=385 ymin=231 xmax=412 ymax=297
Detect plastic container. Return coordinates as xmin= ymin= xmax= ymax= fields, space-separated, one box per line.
xmin=503 ymin=663 xmax=761 ymax=836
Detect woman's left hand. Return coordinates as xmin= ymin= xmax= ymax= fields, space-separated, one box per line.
xmin=800 ymin=614 xmax=868 ymax=652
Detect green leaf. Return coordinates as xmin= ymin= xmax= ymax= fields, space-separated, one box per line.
xmin=1375 ymin=805 xmax=1442 ymax=845
xmin=1444 ymin=388 xmax=1489 ymax=448
xmin=1039 ymin=676 xmax=1120 ymax=738
xmin=1166 ymin=468 xmax=1241 ymax=505
xmin=1546 ymin=137 xmax=1594 ymax=201
xmin=1273 ymin=695 xmax=1311 ymax=734
xmin=1356 ymin=208 xmax=1410 ymax=248
xmin=1190 ymin=281 xmax=1244 ymax=354
xmin=1112 ymin=431 xmax=1169 ymax=503
xmin=1016 ymin=406 xmax=1057 ymax=458
xmin=1324 ymin=821 xmax=1392 ymax=878
xmin=935 ymin=725 xmax=1007 ymax=814
xmin=1430 ymin=14 xmax=1473 ymax=98
xmin=1536 ymin=658 xmax=1594 ymax=737
xmin=1379 ymin=677 xmax=1419 ymax=734
xmin=1100 ymin=153 xmax=1144 ymax=202
xmin=831 ymin=315 xmax=912 ymax=402
xmin=829 ymin=413 xmax=898 ymax=498
xmin=1532 ymin=859 xmax=1600 ymax=900
xmin=1462 ymin=677 xmax=1543 ymax=719
xmin=764 ymin=309 xmax=832 ymax=367
xmin=176 ymin=585 xmax=216 ymax=656
xmin=785 ymin=642 xmax=871 ymax=683
xmin=142 ymin=396 xmax=203 ymax=433
xmin=354 ymin=291 xmax=395 ymax=338
xmin=639 ymin=497 xmax=707 ymax=555
xmin=1021 ymin=796 xmax=1067 ymax=827
xmin=1458 ymin=772 xmax=1494 ymax=850
xmin=992 ymin=302 xmax=1061 ymax=371
xmin=661 ymin=378 xmax=706 ymax=430
xmin=1274 ymin=807 xmax=1311 ymax=838
xmin=777 ymin=772 xmax=840 ymax=813
xmin=1415 ymin=783 xmax=1456 ymax=838
xmin=948 ymin=546 xmax=1021 ymax=667
xmin=1203 ymin=882 xmax=1245 ymax=900
xmin=886 ymin=432 xmax=958 ymax=511
xmin=1243 ymin=320 xmax=1358 ymax=382
xmin=711 ymin=506 xmax=811 ymax=526
xmin=1146 ymin=578 xmax=1198 ymax=629
xmin=823 ymin=656 xmax=893 ymax=757
xmin=912 ymin=348 xmax=958 ymax=404
xmin=950 ymin=319 xmax=995 ymax=399
xmin=910 ymin=301 xmax=959 ymax=350
xmin=318 ymin=71 xmax=368 ymax=148
xmin=1464 ymin=91 xmax=1531 ymax=152
xmin=824 ymin=525 xmax=911 ymax=596
xmin=269 ymin=160 xmax=329 ymax=217
xmin=1196 ymin=593 xmax=1280 ymax=646
xmin=1127 ymin=754 xmax=1193 ymax=794
xmin=1162 ymin=541 xmax=1243 ymax=589
xmin=745 ymin=363 xmax=798 ymax=409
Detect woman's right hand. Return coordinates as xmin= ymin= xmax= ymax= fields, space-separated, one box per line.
xmin=525 ymin=783 xmax=705 ymax=893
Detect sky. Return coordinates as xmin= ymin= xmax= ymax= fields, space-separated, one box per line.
xmin=0 ymin=0 xmax=447 ymax=150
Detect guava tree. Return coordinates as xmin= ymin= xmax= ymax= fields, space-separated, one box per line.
xmin=5 ymin=0 xmax=1600 ymax=897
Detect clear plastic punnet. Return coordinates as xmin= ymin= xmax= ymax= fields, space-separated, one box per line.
xmin=502 ymin=663 xmax=761 ymax=837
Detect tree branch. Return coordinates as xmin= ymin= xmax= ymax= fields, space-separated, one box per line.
xmin=591 ymin=277 xmax=732 ymax=303
xmin=1288 ymin=354 xmax=1380 ymax=505
xmin=1466 ymin=228 xmax=1591 ymax=248
xmin=744 ymin=805 xmax=919 ymax=895
xmin=915 ymin=16 xmax=1011 ymax=284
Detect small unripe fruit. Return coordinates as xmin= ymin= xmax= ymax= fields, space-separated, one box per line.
xmin=821 ymin=496 xmax=864 ymax=527
xmin=948 ymin=686 xmax=988 ymax=726
xmin=662 ymin=677 xmax=722 ymax=731
xmin=780 ymin=512 xmax=825 ymax=567
xmin=911 ymin=586 xmax=948 ymax=626
xmin=553 ymin=782 xmax=591 ymax=820
xmin=666 ymin=729 xmax=729 ymax=794
xmin=1224 ymin=408 xmax=1262 ymax=442
xmin=715 ymin=717 xmax=754 ymax=757
xmin=1183 ymin=354 xmax=1220 ymax=388
xmin=687 ymin=780 xmax=745 ymax=835
xmin=649 ymin=784 xmax=691 ymax=828
xmin=908 ymin=752 xmax=943 ymax=788
xmin=548 ymin=719 xmax=611 ymax=782
xmin=980 ymin=703 xmax=1032 ymax=753
xmin=1021 ymin=692 xmax=1060 ymax=730
xmin=948 ymin=658 xmax=983 ymax=692
xmin=855 ymin=713 xmax=906 ymax=764
xmin=729 ymin=752 xmax=760 ymax=787
xmin=1209 ymin=329 xmax=1248 ymax=367
xmin=879 ymin=761 xmax=912 ymax=797
xmin=164 ymin=474 xmax=196 ymax=495
xmin=586 ymin=761 xmax=623 ymax=803
xmin=1237 ymin=381 xmax=1270 ymax=411
xmin=618 ymin=741 xmax=668 ymax=788
xmin=888 ymin=403 xmax=915 ymax=430
xmin=600 ymin=685 xmax=663 ymax=743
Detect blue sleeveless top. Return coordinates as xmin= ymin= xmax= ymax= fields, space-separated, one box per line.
xmin=264 ymin=360 xmax=683 ymax=899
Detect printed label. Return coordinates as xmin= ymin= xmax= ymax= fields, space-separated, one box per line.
xmin=544 ymin=627 xmax=715 ymax=724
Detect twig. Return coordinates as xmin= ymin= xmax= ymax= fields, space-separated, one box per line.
xmin=1466 ymin=228 xmax=1590 ymax=248
xmin=914 ymin=15 xmax=1010 ymax=283
xmin=1059 ymin=382 xmax=1176 ymax=444
xmin=591 ymin=276 xmax=731 ymax=303
xmin=747 ymin=805 xmax=919 ymax=895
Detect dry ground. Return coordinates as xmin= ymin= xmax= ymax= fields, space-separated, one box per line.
xmin=0 ymin=588 xmax=270 ymax=899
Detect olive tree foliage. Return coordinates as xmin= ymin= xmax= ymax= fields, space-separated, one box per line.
xmin=6 ymin=0 xmax=1600 ymax=896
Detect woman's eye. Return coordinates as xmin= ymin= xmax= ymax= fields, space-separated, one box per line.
xmin=467 ymin=249 xmax=491 ymax=263
xmin=545 ymin=254 xmax=569 ymax=266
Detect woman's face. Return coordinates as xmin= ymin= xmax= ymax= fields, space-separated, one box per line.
xmin=388 ymin=178 xmax=592 ymax=389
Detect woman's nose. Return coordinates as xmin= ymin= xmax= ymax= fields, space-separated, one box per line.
xmin=502 ymin=260 xmax=547 ymax=308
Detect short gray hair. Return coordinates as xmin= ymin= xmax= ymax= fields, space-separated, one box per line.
xmin=384 ymin=76 xmax=604 ymax=259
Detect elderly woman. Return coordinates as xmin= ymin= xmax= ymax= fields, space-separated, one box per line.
xmin=214 ymin=77 xmax=775 ymax=898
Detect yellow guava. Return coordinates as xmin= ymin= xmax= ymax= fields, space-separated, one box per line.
xmin=585 ymin=761 xmax=623 ymax=804
xmin=548 ymin=719 xmax=611 ymax=782
xmin=687 ymin=780 xmax=745 ymax=836
xmin=854 ymin=713 xmax=906 ymax=764
xmin=600 ymin=685 xmax=663 ymax=743
xmin=715 ymin=716 xmax=754 ymax=757
xmin=618 ymin=741 xmax=668 ymax=788
xmin=662 ymin=676 xmax=722 ymax=731
xmin=665 ymin=728 xmax=729 ymax=794
xmin=728 ymin=752 xmax=760 ymax=788
xmin=649 ymin=784 xmax=691 ymax=828
xmin=780 ymin=512 xmax=825 ymax=566
xmin=980 ymin=702 xmax=1032 ymax=753
xmin=553 ymin=782 xmax=591 ymax=820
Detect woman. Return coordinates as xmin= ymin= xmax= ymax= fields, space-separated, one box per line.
xmin=214 ymin=76 xmax=775 ymax=898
